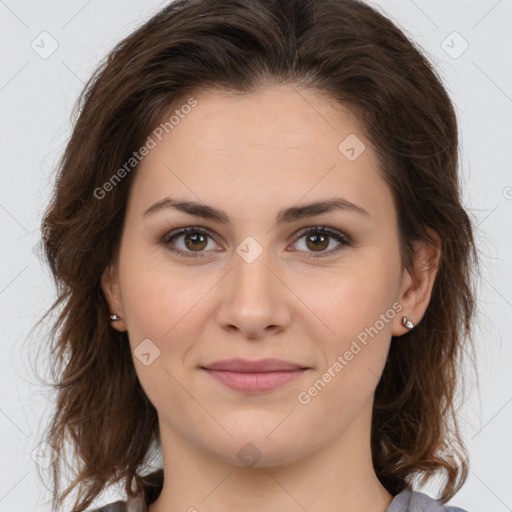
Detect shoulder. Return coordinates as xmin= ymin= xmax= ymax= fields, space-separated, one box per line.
xmin=87 ymin=500 xmax=127 ymax=512
xmin=387 ymin=488 xmax=470 ymax=512
xmin=85 ymin=468 xmax=163 ymax=511
xmin=86 ymin=493 xmax=145 ymax=511
xmin=410 ymin=490 xmax=469 ymax=512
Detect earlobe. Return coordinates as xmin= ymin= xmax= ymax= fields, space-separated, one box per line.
xmin=393 ymin=233 xmax=441 ymax=336
xmin=100 ymin=264 xmax=127 ymax=331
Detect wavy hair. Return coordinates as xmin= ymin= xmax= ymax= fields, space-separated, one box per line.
xmin=35 ymin=0 xmax=480 ymax=510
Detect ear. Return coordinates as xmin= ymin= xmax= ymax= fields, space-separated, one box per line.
xmin=393 ymin=229 xmax=441 ymax=336
xmin=100 ymin=262 xmax=127 ymax=332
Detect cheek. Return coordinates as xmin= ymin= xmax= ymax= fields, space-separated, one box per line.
xmin=297 ymin=277 xmax=396 ymax=425
xmin=119 ymin=262 xmax=223 ymax=405
xmin=293 ymin=254 xmax=399 ymax=386
xmin=119 ymin=264 xmax=208 ymax=417
xmin=119 ymin=248 xmax=212 ymax=338
xmin=296 ymin=262 xmax=397 ymax=338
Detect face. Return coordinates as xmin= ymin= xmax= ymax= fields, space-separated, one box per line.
xmin=102 ymin=84 xmax=436 ymax=469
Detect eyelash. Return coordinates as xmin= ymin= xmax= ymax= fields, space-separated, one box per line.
xmin=161 ymin=225 xmax=350 ymax=259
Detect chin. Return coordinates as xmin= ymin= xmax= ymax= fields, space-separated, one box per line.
xmin=201 ymin=428 xmax=307 ymax=469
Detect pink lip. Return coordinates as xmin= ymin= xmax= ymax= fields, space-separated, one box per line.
xmin=203 ymin=358 xmax=306 ymax=372
xmin=201 ymin=358 xmax=310 ymax=393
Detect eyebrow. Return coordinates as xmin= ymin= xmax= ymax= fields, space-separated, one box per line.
xmin=143 ymin=196 xmax=371 ymax=224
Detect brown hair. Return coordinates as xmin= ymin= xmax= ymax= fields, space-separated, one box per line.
xmin=36 ymin=0 xmax=480 ymax=510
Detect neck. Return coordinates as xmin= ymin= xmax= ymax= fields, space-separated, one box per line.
xmin=149 ymin=402 xmax=393 ymax=512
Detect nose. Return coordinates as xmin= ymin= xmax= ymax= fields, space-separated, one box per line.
xmin=215 ymin=247 xmax=293 ymax=339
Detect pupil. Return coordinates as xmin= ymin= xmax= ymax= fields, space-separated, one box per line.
xmin=308 ymin=233 xmax=328 ymax=251
xmin=186 ymin=233 xmax=206 ymax=250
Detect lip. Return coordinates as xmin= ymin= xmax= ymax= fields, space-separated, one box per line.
xmin=202 ymin=358 xmax=307 ymax=372
xmin=201 ymin=358 xmax=310 ymax=393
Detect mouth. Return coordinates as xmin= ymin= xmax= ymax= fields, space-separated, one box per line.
xmin=200 ymin=358 xmax=311 ymax=393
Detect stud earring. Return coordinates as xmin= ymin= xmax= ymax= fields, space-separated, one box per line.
xmin=110 ymin=313 xmax=121 ymax=322
xmin=401 ymin=316 xmax=415 ymax=329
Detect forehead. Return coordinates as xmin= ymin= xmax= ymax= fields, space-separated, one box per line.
xmin=127 ymin=84 xmax=395 ymax=226
xmin=169 ymin=84 xmax=366 ymax=150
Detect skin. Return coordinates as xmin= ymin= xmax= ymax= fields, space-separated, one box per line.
xmin=101 ymin=84 xmax=440 ymax=512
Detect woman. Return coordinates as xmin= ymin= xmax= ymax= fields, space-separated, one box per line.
xmin=38 ymin=0 xmax=479 ymax=510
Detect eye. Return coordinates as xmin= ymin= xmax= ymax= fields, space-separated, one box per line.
xmin=161 ymin=225 xmax=350 ymax=258
xmin=162 ymin=227 xmax=219 ymax=258
xmin=289 ymin=225 xmax=350 ymax=258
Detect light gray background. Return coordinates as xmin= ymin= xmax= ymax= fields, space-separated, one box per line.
xmin=1 ymin=0 xmax=511 ymax=510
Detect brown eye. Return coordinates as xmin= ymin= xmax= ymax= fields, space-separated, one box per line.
xmin=163 ymin=227 xmax=217 ymax=258
xmin=290 ymin=226 xmax=350 ymax=258
xmin=305 ymin=232 xmax=330 ymax=251
xmin=183 ymin=232 xmax=208 ymax=251
xmin=162 ymin=225 xmax=349 ymax=259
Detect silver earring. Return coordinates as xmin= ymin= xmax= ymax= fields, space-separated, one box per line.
xmin=401 ymin=316 xmax=414 ymax=329
xmin=110 ymin=313 xmax=121 ymax=322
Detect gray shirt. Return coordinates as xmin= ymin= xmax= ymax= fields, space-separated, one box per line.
xmin=89 ymin=486 xmax=470 ymax=511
